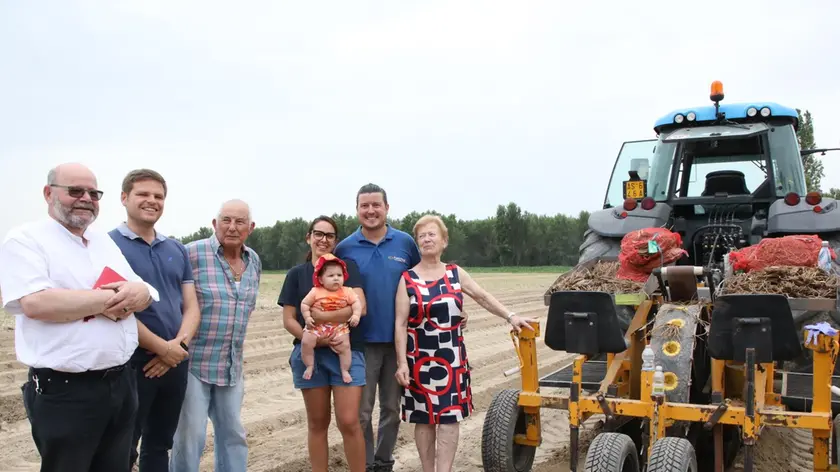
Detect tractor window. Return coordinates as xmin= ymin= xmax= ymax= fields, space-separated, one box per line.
xmin=603 ymin=139 xmax=676 ymax=208
xmin=672 ymin=124 xmax=808 ymax=198
xmin=647 ymin=141 xmax=677 ymax=200
xmin=675 ymin=133 xmax=768 ymax=197
xmin=768 ymin=124 xmax=808 ymax=196
xmin=682 ymin=156 xmax=766 ymax=196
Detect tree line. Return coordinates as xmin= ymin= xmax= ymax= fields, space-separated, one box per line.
xmin=797 ymin=108 xmax=840 ymax=199
xmin=177 ymin=109 xmax=831 ymax=271
xmin=178 ymin=203 xmax=592 ymax=271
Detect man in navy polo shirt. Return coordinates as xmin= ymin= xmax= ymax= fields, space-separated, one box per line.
xmin=335 ymin=183 xmax=421 ymax=472
xmin=108 ymin=169 xmax=200 ymax=472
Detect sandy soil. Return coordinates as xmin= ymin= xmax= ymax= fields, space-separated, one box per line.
xmin=0 ymin=273 xmax=813 ymax=471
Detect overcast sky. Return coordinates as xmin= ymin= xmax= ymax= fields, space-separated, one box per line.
xmin=2 ymin=1 xmax=839 ymax=241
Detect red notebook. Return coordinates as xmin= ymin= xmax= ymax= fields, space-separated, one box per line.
xmin=93 ymin=266 xmax=126 ymax=289
xmin=84 ymin=266 xmax=127 ymax=322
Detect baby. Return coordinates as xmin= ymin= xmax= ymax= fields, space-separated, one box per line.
xmin=300 ymin=253 xmax=362 ymax=383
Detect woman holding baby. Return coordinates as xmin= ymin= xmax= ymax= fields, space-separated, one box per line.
xmin=278 ymin=215 xmax=367 ymax=472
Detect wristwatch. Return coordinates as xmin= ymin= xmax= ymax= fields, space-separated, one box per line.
xmin=506 ymin=312 xmax=516 ymax=324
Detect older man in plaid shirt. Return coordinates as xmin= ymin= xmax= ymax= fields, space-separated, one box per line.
xmin=170 ymin=199 xmax=262 ymax=472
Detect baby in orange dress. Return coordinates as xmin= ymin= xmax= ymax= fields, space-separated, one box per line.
xmin=300 ymin=253 xmax=362 ymax=383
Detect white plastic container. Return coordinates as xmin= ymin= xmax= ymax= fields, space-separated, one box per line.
xmin=652 ymin=366 xmax=665 ymax=396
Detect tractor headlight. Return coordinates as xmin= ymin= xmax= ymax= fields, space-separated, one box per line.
xmin=674 ymin=114 xmax=685 ymax=124
xmin=760 ymin=107 xmax=771 ymax=117
xmin=747 ymin=107 xmax=758 ymax=117
xmin=686 ymin=112 xmax=696 ymax=121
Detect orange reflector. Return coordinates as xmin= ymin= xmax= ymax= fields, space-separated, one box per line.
xmin=806 ymin=191 xmax=822 ymax=206
xmin=784 ymin=192 xmax=800 ymax=206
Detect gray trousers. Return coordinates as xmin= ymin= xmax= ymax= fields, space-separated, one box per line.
xmin=360 ymin=342 xmax=402 ymax=469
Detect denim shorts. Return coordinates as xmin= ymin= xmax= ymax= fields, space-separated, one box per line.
xmin=289 ymin=343 xmax=366 ymax=389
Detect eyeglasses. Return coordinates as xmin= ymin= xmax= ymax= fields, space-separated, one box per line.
xmin=311 ymin=230 xmax=337 ymax=242
xmin=50 ymin=185 xmax=104 ymax=201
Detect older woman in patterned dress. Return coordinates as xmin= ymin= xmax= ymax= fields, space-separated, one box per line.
xmin=393 ymin=214 xmax=535 ymax=472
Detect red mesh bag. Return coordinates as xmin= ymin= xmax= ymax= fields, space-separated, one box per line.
xmin=616 ymin=228 xmax=688 ymax=282
xmin=728 ymin=234 xmax=836 ymax=272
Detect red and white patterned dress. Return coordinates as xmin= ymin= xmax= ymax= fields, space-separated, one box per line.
xmin=400 ymin=264 xmax=473 ymax=424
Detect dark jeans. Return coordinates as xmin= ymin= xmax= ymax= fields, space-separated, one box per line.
xmin=21 ymin=362 xmax=138 ymax=472
xmin=130 ymin=358 xmax=189 ymax=471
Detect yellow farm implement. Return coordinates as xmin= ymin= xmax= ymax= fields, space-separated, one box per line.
xmin=481 ymin=264 xmax=840 ymax=472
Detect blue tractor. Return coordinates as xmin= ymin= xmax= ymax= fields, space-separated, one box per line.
xmin=579 ymin=81 xmax=840 ymax=360
xmin=479 ymin=83 xmax=840 ymax=472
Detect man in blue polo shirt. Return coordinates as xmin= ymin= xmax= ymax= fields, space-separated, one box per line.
xmin=335 ymin=183 xmax=421 ymax=472
xmin=108 ymin=169 xmax=201 ymax=472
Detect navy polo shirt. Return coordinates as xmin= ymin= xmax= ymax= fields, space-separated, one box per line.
xmin=108 ymin=223 xmax=193 ymax=362
xmin=335 ymin=224 xmax=421 ymax=344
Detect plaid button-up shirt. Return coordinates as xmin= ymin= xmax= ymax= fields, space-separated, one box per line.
xmin=186 ymin=235 xmax=261 ymax=386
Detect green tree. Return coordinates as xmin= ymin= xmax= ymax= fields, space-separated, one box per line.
xmin=824 ymin=188 xmax=840 ymax=200
xmin=175 ymin=203 xmax=591 ymax=271
xmin=797 ymin=108 xmax=824 ymax=193
xmin=180 ymin=226 xmax=213 ymax=244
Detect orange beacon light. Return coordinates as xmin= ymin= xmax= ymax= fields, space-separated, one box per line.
xmin=710 ymin=80 xmax=724 ymax=102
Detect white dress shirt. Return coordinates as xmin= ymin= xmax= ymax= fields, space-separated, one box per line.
xmin=0 ymin=217 xmax=161 ymax=372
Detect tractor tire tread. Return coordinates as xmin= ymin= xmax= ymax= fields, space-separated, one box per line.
xmin=578 ymin=229 xmax=621 ymax=266
xmin=576 ymin=230 xmax=633 ymax=331
xmin=646 ymin=437 xmax=697 ymax=472
xmin=583 ymin=432 xmax=639 ymax=472
xmin=785 ymin=428 xmax=814 ymax=471
xmin=481 ymin=388 xmax=535 ymax=472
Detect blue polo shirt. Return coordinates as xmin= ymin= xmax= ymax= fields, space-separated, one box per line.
xmin=108 ymin=222 xmax=193 ymax=362
xmin=335 ymin=224 xmax=421 ymax=343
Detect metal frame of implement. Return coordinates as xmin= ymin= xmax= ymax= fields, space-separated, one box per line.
xmin=503 ymin=266 xmax=840 ymax=472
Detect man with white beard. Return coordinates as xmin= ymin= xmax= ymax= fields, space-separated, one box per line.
xmin=0 ymin=162 xmax=160 ymax=472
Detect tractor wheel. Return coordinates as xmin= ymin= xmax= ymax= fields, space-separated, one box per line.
xmin=579 ymin=228 xmax=621 ymax=265
xmin=578 ymin=229 xmax=634 ymax=332
xmin=582 ymin=432 xmax=640 ymax=472
xmin=481 ymin=389 xmax=536 ymax=472
xmin=646 ymin=437 xmax=698 ymax=472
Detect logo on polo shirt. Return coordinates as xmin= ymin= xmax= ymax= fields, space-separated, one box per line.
xmin=388 ymin=255 xmax=407 ymax=264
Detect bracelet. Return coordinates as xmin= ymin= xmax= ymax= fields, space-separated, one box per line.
xmin=506 ymin=312 xmax=516 ymax=323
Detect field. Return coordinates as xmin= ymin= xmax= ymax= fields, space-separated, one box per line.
xmin=0 ymin=269 xmax=808 ymax=472
xmin=0 ymin=269 xmax=592 ymax=472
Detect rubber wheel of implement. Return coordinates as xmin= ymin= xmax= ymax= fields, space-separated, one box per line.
xmin=583 ymin=432 xmax=640 ymax=472
xmin=646 ymin=437 xmax=698 ymax=472
xmin=481 ymin=389 xmax=536 ymax=472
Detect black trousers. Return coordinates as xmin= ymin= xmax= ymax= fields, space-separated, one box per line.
xmin=130 ymin=358 xmax=189 ymax=471
xmin=21 ymin=362 xmax=138 ymax=472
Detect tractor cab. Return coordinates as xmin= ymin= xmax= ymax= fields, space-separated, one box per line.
xmin=604 ymin=81 xmax=807 ymax=212
xmin=493 ymin=82 xmax=840 ymax=472
xmin=588 ymin=81 xmax=838 ymax=270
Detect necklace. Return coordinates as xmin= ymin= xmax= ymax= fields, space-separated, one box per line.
xmin=226 ymin=257 xmax=244 ymax=281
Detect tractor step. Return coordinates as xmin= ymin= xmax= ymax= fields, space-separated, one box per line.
xmin=539 ymin=359 xmax=606 ymax=390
